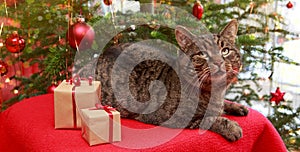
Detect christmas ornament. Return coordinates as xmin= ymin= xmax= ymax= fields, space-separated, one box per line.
xmin=286 ymin=1 xmax=293 ymax=9
xmin=47 ymin=84 xmax=57 ymax=94
xmin=0 ymin=60 xmax=8 ymax=76
xmin=270 ymin=87 xmax=285 ymax=105
xmin=103 ymin=0 xmax=112 ymax=6
xmin=193 ymin=0 xmax=204 ymax=20
xmin=66 ymin=17 xmax=95 ymax=51
xmin=5 ymin=31 xmax=26 ymax=53
xmin=3 ymin=0 xmax=19 ymax=7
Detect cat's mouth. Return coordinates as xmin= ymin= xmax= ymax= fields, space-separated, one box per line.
xmin=193 ymin=69 xmax=238 ymax=90
xmin=210 ymin=71 xmax=226 ymax=80
xmin=207 ymin=69 xmax=238 ymax=84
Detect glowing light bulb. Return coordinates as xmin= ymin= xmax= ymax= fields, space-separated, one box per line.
xmin=259 ymin=95 xmax=263 ymax=100
xmin=271 ymin=101 xmax=276 ymax=106
xmin=243 ymin=89 xmax=251 ymax=95
xmin=13 ymin=89 xmax=19 ymax=94
xmin=5 ymin=78 xmax=10 ymax=83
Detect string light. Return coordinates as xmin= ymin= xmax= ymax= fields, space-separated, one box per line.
xmin=259 ymin=95 xmax=264 ymax=100
xmin=249 ymin=1 xmax=255 ymax=14
xmin=5 ymin=77 xmax=10 ymax=83
xmin=0 ymin=22 xmax=3 ymax=37
xmin=271 ymin=101 xmax=276 ymax=106
xmin=243 ymin=89 xmax=251 ymax=95
xmin=13 ymin=89 xmax=19 ymax=94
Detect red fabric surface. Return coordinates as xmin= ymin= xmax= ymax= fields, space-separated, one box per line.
xmin=0 ymin=94 xmax=286 ymax=152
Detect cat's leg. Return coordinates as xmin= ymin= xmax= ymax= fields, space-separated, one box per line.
xmin=190 ymin=116 xmax=243 ymax=142
xmin=224 ymin=101 xmax=248 ymax=116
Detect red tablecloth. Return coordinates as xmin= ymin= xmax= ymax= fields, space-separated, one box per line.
xmin=0 ymin=94 xmax=286 ymax=152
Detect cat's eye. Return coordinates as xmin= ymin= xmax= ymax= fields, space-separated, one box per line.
xmin=197 ymin=51 xmax=208 ymax=59
xmin=221 ymin=48 xmax=230 ymax=56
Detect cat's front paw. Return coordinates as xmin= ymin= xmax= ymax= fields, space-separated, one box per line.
xmin=224 ymin=102 xmax=249 ymax=116
xmin=236 ymin=104 xmax=249 ymax=116
xmin=223 ymin=120 xmax=243 ymax=142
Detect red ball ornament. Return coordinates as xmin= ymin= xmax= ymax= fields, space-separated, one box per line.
xmin=5 ymin=31 xmax=26 ymax=53
xmin=66 ymin=17 xmax=95 ymax=51
xmin=47 ymin=84 xmax=58 ymax=94
xmin=2 ymin=0 xmax=21 ymax=7
xmin=0 ymin=60 xmax=8 ymax=76
xmin=103 ymin=0 xmax=112 ymax=6
xmin=193 ymin=1 xmax=204 ymax=20
xmin=286 ymin=1 xmax=293 ymax=9
xmin=270 ymin=87 xmax=285 ymax=105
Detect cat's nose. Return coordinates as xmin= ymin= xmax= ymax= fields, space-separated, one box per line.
xmin=213 ymin=60 xmax=224 ymax=67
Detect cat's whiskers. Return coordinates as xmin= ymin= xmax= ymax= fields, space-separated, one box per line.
xmin=225 ymin=63 xmax=233 ymax=71
xmin=224 ymin=63 xmax=240 ymax=77
xmin=182 ymin=77 xmax=198 ymax=100
xmin=197 ymin=68 xmax=210 ymax=89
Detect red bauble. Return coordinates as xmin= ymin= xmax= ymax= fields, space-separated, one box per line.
xmin=2 ymin=0 xmax=25 ymax=7
xmin=193 ymin=1 xmax=204 ymax=20
xmin=66 ymin=18 xmax=95 ymax=51
xmin=103 ymin=0 xmax=112 ymax=6
xmin=270 ymin=87 xmax=285 ymax=105
xmin=286 ymin=1 xmax=293 ymax=9
xmin=0 ymin=60 xmax=8 ymax=76
xmin=47 ymin=84 xmax=58 ymax=94
xmin=5 ymin=31 xmax=26 ymax=53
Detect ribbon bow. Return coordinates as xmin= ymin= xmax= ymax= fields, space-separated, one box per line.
xmin=93 ymin=103 xmax=116 ymax=113
xmin=67 ymin=75 xmax=93 ymax=86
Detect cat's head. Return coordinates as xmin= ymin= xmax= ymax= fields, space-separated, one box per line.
xmin=175 ymin=19 xmax=241 ymax=91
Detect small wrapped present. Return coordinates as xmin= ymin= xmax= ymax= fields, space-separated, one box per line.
xmin=54 ymin=76 xmax=101 ymax=129
xmin=81 ymin=104 xmax=121 ymax=146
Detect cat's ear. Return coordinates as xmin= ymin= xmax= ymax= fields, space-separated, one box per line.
xmin=219 ymin=19 xmax=238 ymax=44
xmin=175 ymin=26 xmax=196 ymax=54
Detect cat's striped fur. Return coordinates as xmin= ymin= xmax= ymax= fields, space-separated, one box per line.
xmin=96 ymin=19 xmax=248 ymax=141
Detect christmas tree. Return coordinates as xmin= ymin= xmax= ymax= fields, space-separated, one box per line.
xmin=0 ymin=0 xmax=299 ymax=150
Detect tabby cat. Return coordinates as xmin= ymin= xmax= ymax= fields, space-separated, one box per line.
xmin=96 ymin=19 xmax=248 ymax=142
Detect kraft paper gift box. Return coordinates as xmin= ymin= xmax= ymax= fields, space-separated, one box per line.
xmin=81 ymin=107 xmax=121 ymax=146
xmin=54 ymin=79 xmax=101 ymax=129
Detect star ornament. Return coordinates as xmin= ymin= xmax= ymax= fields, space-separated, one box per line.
xmin=270 ymin=87 xmax=285 ymax=105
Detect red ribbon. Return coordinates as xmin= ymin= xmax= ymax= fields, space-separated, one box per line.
xmin=94 ymin=103 xmax=116 ymax=111
xmin=67 ymin=76 xmax=94 ymax=128
xmin=67 ymin=75 xmax=93 ymax=86
xmin=90 ymin=103 xmax=116 ymax=142
xmin=72 ymin=86 xmax=77 ymax=128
